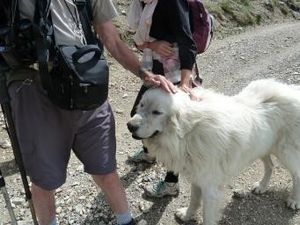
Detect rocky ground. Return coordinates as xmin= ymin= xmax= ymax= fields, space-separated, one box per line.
xmin=1 ymin=2 xmax=300 ymax=225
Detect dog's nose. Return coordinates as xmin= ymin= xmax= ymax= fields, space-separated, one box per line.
xmin=127 ymin=122 xmax=138 ymax=133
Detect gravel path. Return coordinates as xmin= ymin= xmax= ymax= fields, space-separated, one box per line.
xmin=1 ymin=20 xmax=300 ymax=225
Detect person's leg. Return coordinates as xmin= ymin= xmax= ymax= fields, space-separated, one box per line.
xmin=73 ymin=102 xmax=134 ymax=225
xmin=129 ymin=59 xmax=164 ymax=164
xmin=9 ymin=79 xmax=77 ymax=225
xmin=130 ymin=85 xmax=149 ymax=117
xmin=93 ymin=171 xmax=134 ymax=225
xmin=129 ymin=86 xmax=155 ymax=164
xmin=92 ymin=171 xmax=128 ymax=213
xmin=144 ymin=171 xmax=179 ymax=198
xmin=31 ymin=184 xmax=56 ymax=225
xmin=129 ymin=145 xmax=155 ymax=163
xmin=164 ymin=171 xmax=179 ymax=183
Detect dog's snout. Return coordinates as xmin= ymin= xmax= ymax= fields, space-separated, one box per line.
xmin=127 ymin=122 xmax=138 ymax=133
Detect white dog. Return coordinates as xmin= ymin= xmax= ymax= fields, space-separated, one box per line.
xmin=127 ymin=79 xmax=300 ymax=225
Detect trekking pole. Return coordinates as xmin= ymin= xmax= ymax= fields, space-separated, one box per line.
xmin=0 ymin=65 xmax=39 ymax=225
xmin=0 ymin=167 xmax=18 ymax=225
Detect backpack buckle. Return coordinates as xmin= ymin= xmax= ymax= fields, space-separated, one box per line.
xmin=74 ymin=0 xmax=86 ymax=7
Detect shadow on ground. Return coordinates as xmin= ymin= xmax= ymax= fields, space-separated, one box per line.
xmin=82 ymin=161 xmax=173 ymax=225
xmin=220 ymin=189 xmax=297 ymax=225
xmin=0 ymin=158 xmax=18 ymax=177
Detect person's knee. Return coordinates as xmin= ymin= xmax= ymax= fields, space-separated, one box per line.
xmin=31 ymin=182 xmax=56 ymax=196
xmin=92 ymin=170 xmax=119 ymax=187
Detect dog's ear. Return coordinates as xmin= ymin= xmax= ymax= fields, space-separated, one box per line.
xmin=169 ymin=109 xmax=195 ymax=139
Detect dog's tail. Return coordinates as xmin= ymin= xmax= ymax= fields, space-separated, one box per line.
xmin=235 ymin=79 xmax=294 ymax=106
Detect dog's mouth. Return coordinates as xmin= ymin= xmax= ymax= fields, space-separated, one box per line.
xmin=131 ymin=130 xmax=160 ymax=140
xmin=131 ymin=134 xmax=143 ymax=140
xmin=149 ymin=130 xmax=160 ymax=138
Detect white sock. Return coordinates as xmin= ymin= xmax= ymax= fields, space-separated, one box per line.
xmin=116 ymin=212 xmax=132 ymax=225
xmin=49 ymin=217 xmax=58 ymax=225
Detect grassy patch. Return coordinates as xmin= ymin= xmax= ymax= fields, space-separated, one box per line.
xmin=204 ymin=0 xmax=298 ymax=28
xmin=265 ymin=0 xmax=280 ymax=12
xmin=205 ymin=0 xmax=261 ymax=26
xmin=286 ymin=0 xmax=300 ymax=11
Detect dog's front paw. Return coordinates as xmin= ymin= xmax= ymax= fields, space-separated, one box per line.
xmin=175 ymin=207 xmax=195 ymax=222
xmin=252 ymin=182 xmax=267 ymax=195
xmin=287 ymin=198 xmax=300 ymax=210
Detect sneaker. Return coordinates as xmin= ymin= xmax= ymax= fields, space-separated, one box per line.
xmin=122 ymin=219 xmax=147 ymax=225
xmin=210 ymin=14 xmax=215 ymax=31
xmin=144 ymin=180 xmax=179 ymax=198
xmin=129 ymin=149 xmax=155 ymax=164
xmin=122 ymin=219 xmax=136 ymax=225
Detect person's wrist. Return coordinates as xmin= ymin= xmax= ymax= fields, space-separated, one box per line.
xmin=137 ymin=67 xmax=147 ymax=80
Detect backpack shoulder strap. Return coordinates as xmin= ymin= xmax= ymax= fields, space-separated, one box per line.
xmin=86 ymin=0 xmax=93 ymax=21
xmin=33 ymin=0 xmax=53 ymax=93
xmin=74 ymin=0 xmax=99 ymax=46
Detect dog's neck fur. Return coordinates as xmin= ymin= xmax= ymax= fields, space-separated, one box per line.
xmin=143 ymin=99 xmax=210 ymax=176
xmin=143 ymin=89 xmax=265 ymax=183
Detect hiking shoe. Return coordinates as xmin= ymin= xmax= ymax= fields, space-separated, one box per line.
xmin=129 ymin=149 xmax=155 ymax=164
xmin=144 ymin=180 xmax=179 ymax=198
xmin=210 ymin=14 xmax=215 ymax=31
xmin=122 ymin=219 xmax=148 ymax=225
xmin=122 ymin=219 xmax=136 ymax=225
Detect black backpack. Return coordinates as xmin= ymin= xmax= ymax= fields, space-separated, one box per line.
xmin=0 ymin=0 xmax=38 ymax=68
xmin=0 ymin=0 xmax=110 ymax=110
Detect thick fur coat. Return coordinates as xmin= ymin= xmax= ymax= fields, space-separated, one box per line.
xmin=127 ymin=79 xmax=300 ymax=225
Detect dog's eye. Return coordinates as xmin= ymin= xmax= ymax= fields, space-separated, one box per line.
xmin=140 ymin=103 xmax=144 ymax=108
xmin=152 ymin=110 xmax=162 ymax=115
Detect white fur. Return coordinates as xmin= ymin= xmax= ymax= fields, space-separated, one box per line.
xmin=127 ymin=79 xmax=300 ymax=225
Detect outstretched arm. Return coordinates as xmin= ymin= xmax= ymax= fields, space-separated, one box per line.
xmin=94 ymin=20 xmax=177 ymax=93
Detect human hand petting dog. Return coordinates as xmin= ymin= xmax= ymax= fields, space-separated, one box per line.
xmin=140 ymin=68 xmax=177 ymax=93
xmin=148 ymin=40 xmax=174 ymax=57
xmin=179 ymin=69 xmax=202 ymax=101
xmin=179 ymin=84 xmax=202 ymax=101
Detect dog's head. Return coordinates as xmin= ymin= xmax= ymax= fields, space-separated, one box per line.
xmin=127 ymin=88 xmax=190 ymax=140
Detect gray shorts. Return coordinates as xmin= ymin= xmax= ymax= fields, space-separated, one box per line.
xmin=8 ymin=79 xmax=117 ymax=190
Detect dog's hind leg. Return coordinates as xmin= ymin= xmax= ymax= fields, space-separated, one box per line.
xmin=202 ymin=185 xmax=223 ymax=225
xmin=277 ymin=148 xmax=300 ymax=210
xmin=252 ymin=155 xmax=273 ymax=194
xmin=175 ymin=184 xmax=202 ymax=222
xmin=287 ymin=172 xmax=300 ymax=210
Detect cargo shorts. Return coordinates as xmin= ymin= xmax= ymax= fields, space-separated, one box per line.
xmin=8 ymin=78 xmax=117 ymax=190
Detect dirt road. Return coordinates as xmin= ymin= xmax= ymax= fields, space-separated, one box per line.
xmin=1 ymin=21 xmax=300 ymax=225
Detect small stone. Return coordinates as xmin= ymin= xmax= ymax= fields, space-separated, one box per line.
xmin=0 ymin=139 xmax=11 ymax=149
xmin=139 ymin=201 xmax=153 ymax=213
xmin=11 ymin=197 xmax=24 ymax=205
xmin=137 ymin=219 xmax=148 ymax=225
xmin=57 ymin=206 xmax=62 ymax=214
xmin=115 ymin=109 xmax=124 ymax=114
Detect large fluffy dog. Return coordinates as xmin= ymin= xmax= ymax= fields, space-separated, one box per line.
xmin=127 ymin=79 xmax=300 ymax=225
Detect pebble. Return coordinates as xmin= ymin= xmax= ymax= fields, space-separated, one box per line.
xmin=137 ymin=219 xmax=148 ymax=225
xmin=139 ymin=201 xmax=153 ymax=213
xmin=0 ymin=140 xmax=11 ymax=149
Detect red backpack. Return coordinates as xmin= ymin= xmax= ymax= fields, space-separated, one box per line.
xmin=187 ymin=0 xmax=214 ymax=54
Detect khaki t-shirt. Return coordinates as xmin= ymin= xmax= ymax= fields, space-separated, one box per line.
xmin=8 ymin=0 xmax=118 ymax=82
xmin=19 ymin=0 xmax=118 ymax=46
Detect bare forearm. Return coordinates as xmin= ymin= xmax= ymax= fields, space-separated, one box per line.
xmin=94 ymin=21 xmax=176 ymax=93
xmin=181 ymin=69 xmax=193 ymax=87
xmin=95 ymin=22 xmax=140 ymax=76
xmin=106 ymin=38 xmax=140 ymax=75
